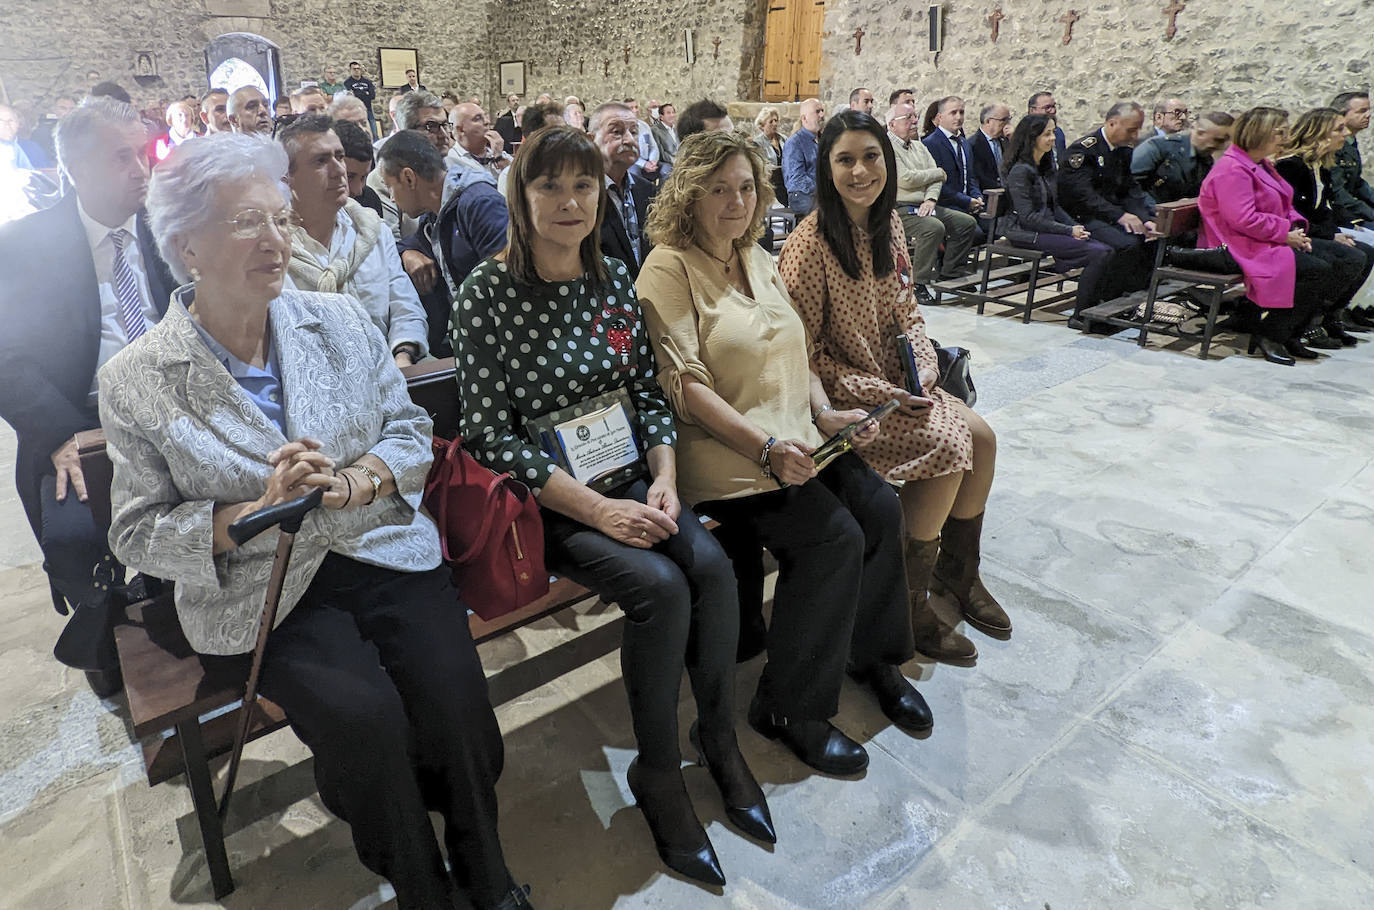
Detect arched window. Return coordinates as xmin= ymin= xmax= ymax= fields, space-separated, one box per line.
xmin=208 ymin=58 xmax=268 ymax=96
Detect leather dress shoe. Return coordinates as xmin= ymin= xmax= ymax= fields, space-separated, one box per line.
xmin=849 ymin=664 xmax=934 ymax=733
xmin=1301 ymin=327 xmax=1342 ymax=350
xmin=1324 ymin=319 xmax=1361 ymax=346
xmin=1346 ymin=308 xmax=1374 ymax=329
xmin=915 ymin=284 xmax=936 ymax=305
xmin=1247 ymin=336 xmax=1295 ymax=366
xmin=85 ymin=667 xmax=124 ymax=699
xmin=1285 ymin=339 xmax=1320 ymax=360
xmin=747 ymin=701 xmax=868 ymax=775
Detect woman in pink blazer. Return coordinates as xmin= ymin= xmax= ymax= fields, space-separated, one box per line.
xmin=1199 ymin=107 xmax=1354 ymax=364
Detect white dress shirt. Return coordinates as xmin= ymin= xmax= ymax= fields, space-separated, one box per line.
xmin=79 ymin=200 xmax=159 ymax=394
xmin=312 ymin=208 xmax=429 ymax=356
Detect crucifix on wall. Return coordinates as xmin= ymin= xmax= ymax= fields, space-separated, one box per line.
xmin=987 ymin=8 xmax=1005 ymax=42
xmin=712 ymin=36 xmax=721 ymax=60
xmin=852 ymin=27 xmax=865 ymax=55
xmin=1058 ymin=9 xmax=1080 ymax=44
xmin=623 ymin=45 xmax=631 ymax=65
xmin=1163 ymin=0 xmax=1186 ymax=40
xmin=603 ymin=58 xmax=610 ymax=76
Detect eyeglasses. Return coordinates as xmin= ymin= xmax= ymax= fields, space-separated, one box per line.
xmin=421 ymin=120 xmax=452 ymax=136
xmin=987 ymin=116 xmax=1012 ymax=123
xmin=225 ymin=208 xmax=293 ymax=239
xmin=1165 ymin=108 xmax=1191 ymax=118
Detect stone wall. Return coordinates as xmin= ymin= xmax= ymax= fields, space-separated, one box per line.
xmin=0 ymin=0 xmax=488 ymax=117
xmin=819 ymin=0 xmax=1373 ymax=145
xmin=482 ymin=0 xmax=764 ymax=111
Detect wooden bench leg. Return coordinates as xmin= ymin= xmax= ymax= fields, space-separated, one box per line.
xmin=179 ymin=720 xmax=236 ymax=898
xmin=1199 ymin=287 xmax=1223 ymax=360
xmin=1023 ymin=260 xmax=1042 ymax=324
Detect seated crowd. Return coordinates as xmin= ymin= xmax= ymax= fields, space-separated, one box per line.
xmin=1 ymin=62 xmax=1372 ymax=907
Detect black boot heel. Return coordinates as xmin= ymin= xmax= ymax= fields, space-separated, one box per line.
xmin=626 ymin=758 xmax=726 ymax=886
xmin=688 ymin=722 xmax=777 ymax=844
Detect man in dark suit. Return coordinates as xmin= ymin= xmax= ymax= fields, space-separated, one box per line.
xmin=1029 ymin=92 xmax=1067 ymax=166
xmin=921 ymin=96 xmax=984 ymax=218
xmin=1058 ymin=101 xmax=1157 ymax=324
xmin=0 ymin=98 xmax=176 ymax=696
xmin=590 ymin=102 xmax=653 ymax=278
xmin=971 ymin=103 xmax=1010 ymax=191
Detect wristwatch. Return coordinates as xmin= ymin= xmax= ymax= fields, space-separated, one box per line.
xmin=392 ymin=342 xmax=422 ymax=362
xmin=353 ymin=464 xmax=383 ymax=505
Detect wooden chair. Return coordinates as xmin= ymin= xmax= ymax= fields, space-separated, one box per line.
xmin=1077 ymin=198 xmax=1244 ymax=359
xmin=931 ymin=188 xmax=1082 ymax=322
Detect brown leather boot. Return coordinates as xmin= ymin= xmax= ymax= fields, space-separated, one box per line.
xmin=931 ymin=513 xmax=1012 ymax=638
xmin=905 ymin=537 xmax=978 ymax=665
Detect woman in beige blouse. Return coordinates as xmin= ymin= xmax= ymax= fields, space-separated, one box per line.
xmin=636 ymin=131 xmax=928 ymax=777
xmin=779 ymin=110 xmax=1008 ymax=666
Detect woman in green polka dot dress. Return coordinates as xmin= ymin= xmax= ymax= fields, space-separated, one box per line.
xmin=452 ymin=127 xmax=769 ymax=887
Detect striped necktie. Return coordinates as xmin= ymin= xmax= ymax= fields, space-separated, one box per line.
xmin=108 ymin=229 xmax=148 ymax=342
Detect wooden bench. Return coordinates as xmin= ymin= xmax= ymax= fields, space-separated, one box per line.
xmin=1076 ymin=198 xmax=1245 ymax=359
xmin=87 ymin=357 xmax=617 ymax=898
xmin=931 ymin=188 xmax=1082 ymax=322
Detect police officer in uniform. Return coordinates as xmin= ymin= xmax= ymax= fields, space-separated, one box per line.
xmin=1058 ymin=101 xmax=1157 ymax=324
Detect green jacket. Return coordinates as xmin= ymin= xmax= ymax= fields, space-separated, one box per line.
xmin=1328 ymin=137 xmax=1374 ymax=223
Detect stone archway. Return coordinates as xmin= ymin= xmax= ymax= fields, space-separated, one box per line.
xmin=204 ymin=32 xmax=282 ymax=100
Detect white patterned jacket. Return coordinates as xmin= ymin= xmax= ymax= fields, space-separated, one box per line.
xmin=98 ymin=287 xmax=441 ymax=655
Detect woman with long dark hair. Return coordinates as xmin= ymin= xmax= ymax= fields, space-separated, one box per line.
xmin=999 ymin=113 xmax=1115 ymax=321
xmin=779 ymin=111 xmax=1009 ymax=667
xmin=453 ymin=126 xmax=766 ymax=887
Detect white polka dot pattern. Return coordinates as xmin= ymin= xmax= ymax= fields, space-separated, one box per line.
xmin=451 ymin=256 xmax=677 ymax=492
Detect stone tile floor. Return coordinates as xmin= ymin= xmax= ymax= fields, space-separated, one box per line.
xmin=1 ymin=305 xmax=1370 ymax=909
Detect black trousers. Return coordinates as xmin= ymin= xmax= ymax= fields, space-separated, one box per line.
xmin=207 ymin=554 xmax=512 ymax=910
xmin=39 ymin=473 xmax=122 ymax=671
xmin=697 ymin=453 xmax=913 ymax=722
xmin=541 ymin=479 xmax=739 ymax=770
xmin=1310 ymin=237 xmax=1372 ymax=310
xmin=1081 ymin=218 xmax=1154 ymax=302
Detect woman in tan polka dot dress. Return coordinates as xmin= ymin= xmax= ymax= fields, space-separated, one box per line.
xmin=779 ymin=111 xmax=1010 ymax=663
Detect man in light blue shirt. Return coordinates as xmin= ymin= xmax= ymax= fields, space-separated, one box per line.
xmin=783 ymin=98 xmax=824 ymax=213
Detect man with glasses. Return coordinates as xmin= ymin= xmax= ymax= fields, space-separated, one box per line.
xmin=971 ymin=102 xmax=1011 ymax=191
xmin=367 ymin=90 xmax=449 ymax=239
xmin=1028 ymin=91 xmax=1066 ymax=165
xmin=1132 ymin=98 xmax=1206 ymax=204
xmin=279 ymin=114 xmax=428 ymax=367
xmin=0 ymin=98 xmax=177 ymax=697
xmin=888 ymin=101 xmax=978 ymax=302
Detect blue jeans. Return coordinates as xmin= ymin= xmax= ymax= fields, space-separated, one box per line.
xmin=788 ymin=191 xmax=815 ymax=214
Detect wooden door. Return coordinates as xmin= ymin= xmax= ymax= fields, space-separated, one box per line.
xmin=762 ymin=0 xmax=824 ymax=102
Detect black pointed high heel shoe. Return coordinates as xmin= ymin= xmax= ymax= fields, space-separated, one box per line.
xmin=625 ymin=758 xmax=726 ymax=886
xmin=688 ymin=721 xmax=777 ymax=844
xmin=1247 ymin=335 xmax=1295 ymax=365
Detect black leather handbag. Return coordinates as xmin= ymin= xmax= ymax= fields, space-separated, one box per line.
xmin=929 ymin=339 xmax=977 ymax=407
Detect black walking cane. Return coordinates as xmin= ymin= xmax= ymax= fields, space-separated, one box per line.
xmin=217 ymin=487 xmax=325 ymax=821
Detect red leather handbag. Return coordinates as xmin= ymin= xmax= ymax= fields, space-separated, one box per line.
xmin=423 ymin=436 xmax=549 ymax=619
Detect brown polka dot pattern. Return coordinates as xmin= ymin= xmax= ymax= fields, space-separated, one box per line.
xmin=778 ymin=212 xmax=974 ymax=482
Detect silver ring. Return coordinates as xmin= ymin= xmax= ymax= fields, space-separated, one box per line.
xmin=640 ymin=530 xmax=648 ymax=539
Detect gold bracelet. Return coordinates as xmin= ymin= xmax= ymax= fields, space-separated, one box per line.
xmin=353 ymin=464 xmax=382 ymax=505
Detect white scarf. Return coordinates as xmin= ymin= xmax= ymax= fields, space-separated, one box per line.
xmin=287 ymin=199 xmax=382 ymax=294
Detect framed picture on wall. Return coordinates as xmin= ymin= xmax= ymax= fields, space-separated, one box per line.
xmin=378 ymin=47 xmax=419 ymax=89
xmin=498 ymin=61 xmax=526 ymax=98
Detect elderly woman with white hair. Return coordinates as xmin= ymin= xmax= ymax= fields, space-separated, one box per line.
xmin=752 ymin=106 xmax=787 ymax=204
xmin=97 ymin=134 xmax=530 ymax=910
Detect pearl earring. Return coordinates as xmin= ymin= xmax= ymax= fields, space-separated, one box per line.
xmin=190 ymin=267 xmax=202 ymax=282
